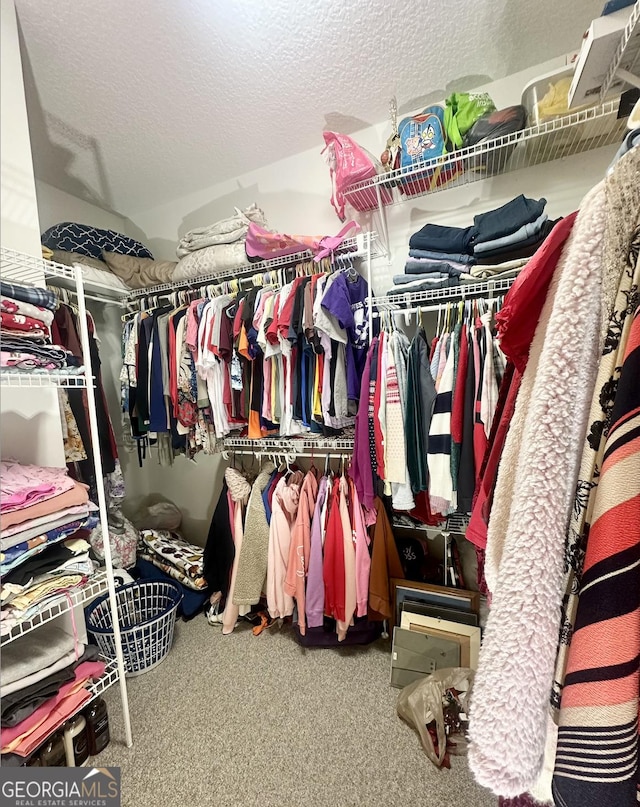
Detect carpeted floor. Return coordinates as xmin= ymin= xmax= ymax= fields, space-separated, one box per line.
xmin=101 ymin=616 xmax=496 ymax=807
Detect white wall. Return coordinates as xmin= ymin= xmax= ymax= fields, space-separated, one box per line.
xmin=1 ymin=0 xmax=64 ymax=467
xmin=36 ymin=179 xmax=128 ymax=234
xmin=1 ymin=0 xmax=41 ymax=256
xmin=115 ymin=54 xmax=621 ymax=545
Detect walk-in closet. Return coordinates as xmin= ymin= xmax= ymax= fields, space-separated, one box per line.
xmin=1 ymin=1 xmax=638 ymax=806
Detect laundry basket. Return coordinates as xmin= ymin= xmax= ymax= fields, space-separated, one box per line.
xmin=86 ymin=580 xmax=182 ymax=677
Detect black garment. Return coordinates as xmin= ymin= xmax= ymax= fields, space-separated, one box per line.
xmin=202 ymin=480 xmax=234 ymax=599
xmin=405 ymin=331 xmax=437 ymax=493
xmin=409 ymin=223 xmax=477 ymax=255
xmin=473 ymin=194 xmax=546 ymax=243
xmin=3 ymin=543 xmax=75 ymax=587
xmin=457 ymin=329 xmax=476 ymax=512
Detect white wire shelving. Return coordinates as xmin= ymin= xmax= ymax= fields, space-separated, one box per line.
xmin=372 ymin=275 xmax=517 ymax=316
xmin=223 ymin=435 xmax=355 ymax=458
xmin=343 ymin=100 xmax=626 ymax=211
xmin=392 ymin=513 xmax=469 ymax=536
xmin=0 ymin=371 xmax=88 ymax=389
xmin=0 ymin=247 xmax=133 ymax=748
xmin=1 ymin=572 xmax=109 ymax=647
xmin=127 ymin=232 xmax=383 ymax=301
xmin=599 ymin=0 xmax=640 ymax=102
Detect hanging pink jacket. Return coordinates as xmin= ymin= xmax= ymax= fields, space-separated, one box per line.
xmin=284 ymin=470 xmax=318 ymax=635
xmin=267 ymin=472 xmax=303 ymax=619
xmin=305 ymin=475 xmax=328 ymax=629
xmin=350 ymin=478 xmax=371 ymax=617
xmin=337 ymin=476 xmax=357 ymax=641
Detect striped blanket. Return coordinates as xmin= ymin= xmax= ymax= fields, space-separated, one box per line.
xmin=552 ymin=305 xmax=640 ymax=806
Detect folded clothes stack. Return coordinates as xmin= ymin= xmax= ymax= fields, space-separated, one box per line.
xmin=137 ymin=529 xmax=206 ymax=591
xmin=387 ymin=224 xmax=477 ymax=297
xmin=0 ymin=460 xmax=99 ymax=636
xmin=386 ymin=194 xmax=556 ymax=298
xmin=1 ymin=624 xmax=105 ymax=760
xmin=472 ymin=194 xmax=556 ymax=265
xmin=0 ymin=281 xmax=72 ymax=372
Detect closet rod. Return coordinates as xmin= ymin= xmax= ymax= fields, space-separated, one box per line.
xmin=223 ymin=448 xmax=350 ymax=459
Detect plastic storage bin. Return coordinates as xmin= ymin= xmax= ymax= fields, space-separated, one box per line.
xmin=86 ymin=580 xmax=182 ymax=676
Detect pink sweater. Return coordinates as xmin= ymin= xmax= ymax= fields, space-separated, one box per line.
xmin=284 ymin=470 xmax=318 ymax=635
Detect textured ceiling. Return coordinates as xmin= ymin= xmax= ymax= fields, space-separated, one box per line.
xmin=15 ymin=0 xmax=603 ymax=218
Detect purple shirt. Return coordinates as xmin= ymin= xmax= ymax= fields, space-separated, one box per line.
xmin=321 ymin=273 xmax=369 ymax=401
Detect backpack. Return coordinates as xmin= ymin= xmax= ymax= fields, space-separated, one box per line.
xmin=397 ymin=106 xmax=461 ymax=195
xmin=322 ymin=132 xmax=391 ymax=220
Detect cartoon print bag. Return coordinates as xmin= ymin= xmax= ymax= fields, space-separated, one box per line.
xmin=444 ymin=92 xmax=496 ymax=149
xmin=398 ymin=106 xmax=461 ymax=195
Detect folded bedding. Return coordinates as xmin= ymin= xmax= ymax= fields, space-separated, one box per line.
xmin=71 ymin=261 xmax=130 ymax=291
xmin=0 ymin=296 xmax=54 ymax=327
xmin=173 ymin=241 xmax=249 ymax=282
xmin=102 ymin=251 xmax=177 ymax=289
xmin=176 ymin=204 xmax=266 ymax=257
xmin=0 ymin=351 xmax=65 ymax=371
xmin=403 ymin=259 xmax=467 ymax=278
xmin=138 ymin=529 xmax=206 ymax=590
xmin=42 ymin=222 xmax=153 ymax=260
xmin=1 ymin=667 xmax=75 ymax=728
xmin=0 ymin=340 xmax=69 ymax=367
xmin=387 ymin=277 xmax=459 ymax=296
xmin=0 ymin=282 xmax=57 ymax=312
xmin=469 ymin=257 xmax=530 ymax=278
xmin=1 ymin=646 xmax=84 ymax=698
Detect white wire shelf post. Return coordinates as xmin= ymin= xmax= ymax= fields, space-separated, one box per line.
xmin=72 ymin=265 xmax=133 ymax=748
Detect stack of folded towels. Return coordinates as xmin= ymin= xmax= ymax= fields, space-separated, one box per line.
xmin=0 ymin=282 xmax=70 ymax=373
xmin=387 ymin=194 xmax=554 ymax=296
xmin=173 ymin=204 xmax=268 ymax=282
xmin=1 ymin=460 xmax=98 ymax=637
xmin=1 ymin=624 xmax=105 ymax=762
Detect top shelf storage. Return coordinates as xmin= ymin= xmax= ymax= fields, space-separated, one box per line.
xmin=343 ymin=101 xmax=626 ymax=210
xmin=127 ymin=232 xmax=382 ymax=299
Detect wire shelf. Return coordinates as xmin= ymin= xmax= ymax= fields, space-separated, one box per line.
xmin=223 ymin=436 xmax=355 ymax=455
xmin=1 ymin=572 xmax=109 ymax=646
xmin=372 ymin=276 xmax=517 ymax=312
xmin=343 ymin=101 xmax=626 ymax=209
xmin=600 ymin=0 xmax=640 ymax=102
xmin=127 ymin=232 xmax=380 ymax=300
xmin=392 ymin=513 xmax=469 ymax=536
xmin=0 ymin=370 xmax=88 ymax=389
xmin=1 ymin=247 xmax=76 ymax=285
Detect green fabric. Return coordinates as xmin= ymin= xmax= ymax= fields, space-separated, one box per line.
xmin=444 ymin=92 xmax=495 ymax=149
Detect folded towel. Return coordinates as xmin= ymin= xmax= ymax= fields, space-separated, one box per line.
xmin=474 ymin=194 xmax=546 ymax=242
xmin=474 ymin=213 xmax=548 ymax=254
xmin=409 ymin=224 xmax=477 ymax=255
xmin=408 ymin=248 xmax=476 ymax=265
xmin=394 ymin=273 xmax=449 ymax=285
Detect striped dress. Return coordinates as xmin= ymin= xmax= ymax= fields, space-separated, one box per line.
xmin=552 ymin=305 xmax=640 ymax=806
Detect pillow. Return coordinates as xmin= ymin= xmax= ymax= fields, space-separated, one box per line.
xmin=172 ymin=242 xmax=249 ymax=282
xmin=102 ymin=252 xmax=177 ymax=289
xmin=50 ymin=250 xmax=108 ymax=272
xmin=41 ymin=222 xmax=153 ymax=260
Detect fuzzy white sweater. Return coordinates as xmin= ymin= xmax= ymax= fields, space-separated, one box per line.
xmin=468 ymin=181 xmax=607 ymax=797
